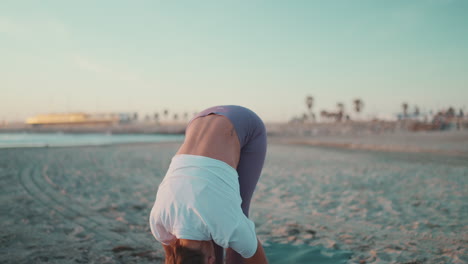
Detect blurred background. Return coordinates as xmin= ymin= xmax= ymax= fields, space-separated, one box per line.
xmin=1 ymin=0 xmax=467 ymax=134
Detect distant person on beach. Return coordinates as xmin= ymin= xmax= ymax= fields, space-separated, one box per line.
xmin=149 ymin=105 xmax=269 ymax=264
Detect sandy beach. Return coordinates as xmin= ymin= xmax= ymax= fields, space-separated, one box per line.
xmin=3 ymin=0 xmax=467 ymax=262
xmin=1 ymin=133 xmax=467 ymax=263
xmin=271 ymin=130 xmax=468 ymax=157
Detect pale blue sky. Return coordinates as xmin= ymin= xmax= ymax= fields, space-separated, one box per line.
xmin=1 ymin=0 xmax=467 ymax=122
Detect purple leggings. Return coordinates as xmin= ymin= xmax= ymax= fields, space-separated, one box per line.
xmin=190 ymin=105 xmax=267 ymax=263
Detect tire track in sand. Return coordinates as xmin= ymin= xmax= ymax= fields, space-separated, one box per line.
xmin=19 ymin=165 xmax=141 ymax=244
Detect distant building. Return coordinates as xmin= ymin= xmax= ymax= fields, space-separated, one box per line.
xmin=25 ymin=113 xmax=120 ymax=126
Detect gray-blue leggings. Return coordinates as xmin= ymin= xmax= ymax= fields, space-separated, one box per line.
xmin=190 ymin=105 xmax=267 ymax=263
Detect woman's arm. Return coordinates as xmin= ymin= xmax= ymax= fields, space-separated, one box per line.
xmin=163 ymin=244 xmax=174 ymax=264
xmin=244 ymin=239 xmax=268 ymax=264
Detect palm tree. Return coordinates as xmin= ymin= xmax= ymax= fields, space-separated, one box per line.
xmin=305 ymin=95 xmax=314 ymax=121
xmin=402 ymin=103 xmax=409 ymax=117
xmin=163 ymin=109 xmax=169 ymax=120
xmin=154 ymin=113 xmax=159 ymax=122
xmin=353 ymin=98 xmax=364 ymax=120
xmin=337 ymin=102 xmax=344 ymax=122
xmin=173 ymin=113 xmax=179 ymax=121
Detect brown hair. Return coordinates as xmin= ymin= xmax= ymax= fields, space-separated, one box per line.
xmin=165 ymin=245 xmax=206 ymax=264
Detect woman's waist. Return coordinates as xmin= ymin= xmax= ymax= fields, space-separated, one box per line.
xmin=163 ymin=154 xmax=240 ymax=192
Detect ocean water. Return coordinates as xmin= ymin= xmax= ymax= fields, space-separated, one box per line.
xmin=0 ymin=133 xmax=185 ymax=148
xmin=1 ymin=135 xmax=467 ymax=263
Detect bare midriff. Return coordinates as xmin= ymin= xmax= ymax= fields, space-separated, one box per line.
xmin=176 ymin=114 xmax=241 ymax=169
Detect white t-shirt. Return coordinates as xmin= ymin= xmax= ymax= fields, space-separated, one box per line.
xmin=149 ymin=154 xmax=258 ymax=258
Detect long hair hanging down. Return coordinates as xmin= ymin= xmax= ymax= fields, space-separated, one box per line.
xmin=165 ymin=244 xmax=205 ymax=264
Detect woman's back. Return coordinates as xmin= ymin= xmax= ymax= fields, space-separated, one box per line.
xmin=176 ymin=114 xmax=240 ymax=169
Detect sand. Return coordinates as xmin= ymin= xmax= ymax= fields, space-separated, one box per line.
xmin=1 ymin=137 xmax=467 ymax=263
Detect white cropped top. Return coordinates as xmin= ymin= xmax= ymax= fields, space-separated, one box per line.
xmin=149 ymin=154 xmax=258 ymax=258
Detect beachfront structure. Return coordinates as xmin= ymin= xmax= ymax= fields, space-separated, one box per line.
xmin=25 ymin=113 xmax=120 ymax=126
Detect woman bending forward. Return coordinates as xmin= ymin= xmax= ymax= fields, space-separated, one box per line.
xmin=150 ymin=105 xmax=268 ymax=264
